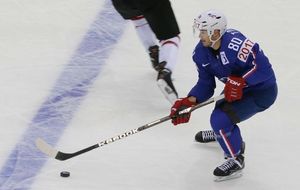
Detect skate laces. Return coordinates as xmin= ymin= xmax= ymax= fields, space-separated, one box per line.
xmin=218 ymin=159 xmax=241 ymax=172
xmin=218 ymin=159 xmax=235 ymax=172
xmin=202 ymin=130 xmax=215 ymax=141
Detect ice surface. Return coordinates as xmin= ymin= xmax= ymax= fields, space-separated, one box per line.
xmin=0 ymin=0 xmax=299 ymax=190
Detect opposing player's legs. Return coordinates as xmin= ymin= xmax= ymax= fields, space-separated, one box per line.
xmin=112 ymin=0 xmax=159 ymax=68
xmin=111 ymin=0 xmax=142 ymax=19
xmin=142 ymin=0 xmax=180 ymax=103
xmin=156 ymin=36 xmax=179 ymax=103
xmin=112 ymin=0 xmax=179 ymax=103
xmin=131 ymin=16 xmax=161 ymax=70
xmin=157 ymin=66 xmax=178 ymax=103
xmin=148 ymin=45 xmax=159 ymax=70
xmin=143 ymin=0 xmax=180 ymax=72
xmin=131 ymin=16 xmax=158 ymax=52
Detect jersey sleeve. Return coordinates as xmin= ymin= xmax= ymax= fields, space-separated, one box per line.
xmin=240 ymin=45 xmax=275 ymax=86
xmin=188 ymin=45 xmax=216 ymax=103
xmin=223 ymin=30 xmax=275 ymax=86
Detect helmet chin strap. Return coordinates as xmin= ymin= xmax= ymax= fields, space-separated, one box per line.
xmin=208 ymin=32 xmax=221 ymax=49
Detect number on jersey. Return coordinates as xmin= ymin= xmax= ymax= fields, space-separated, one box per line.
xmin=238 ymin=39 xmax=255 ymax=62
xmin=228 ymin=38 xmax=255 ymax=62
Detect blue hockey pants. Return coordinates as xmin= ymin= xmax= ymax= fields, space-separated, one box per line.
xmin=210 ymin=83 xmax=278 ymax=157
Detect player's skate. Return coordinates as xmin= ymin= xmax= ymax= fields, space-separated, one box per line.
xmin=214 ymin=154 xmax=245 ymax=182
xmin=195 ymin=130 xmax=216 ymax=143
xmin=149 ymin=45 xmax=160 ymax=71
xmin=157 ymin=65 xmax=178 ymax=104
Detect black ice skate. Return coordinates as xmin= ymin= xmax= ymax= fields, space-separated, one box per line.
xmin=157 ymin=66 xmax=178 ymax=104
xmin=195 ymin=130 xmax=216 ymax=143
xmin=214 ymin=154 xmax=245 ymax=182
xmin=149 ymin=45 xmax=160 ymax=71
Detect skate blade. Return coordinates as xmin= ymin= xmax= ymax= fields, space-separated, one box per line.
xmin=214 ymin=171 xmax=243 ymax=182
xmin=157 ymin=79 xmax=177 ymax=104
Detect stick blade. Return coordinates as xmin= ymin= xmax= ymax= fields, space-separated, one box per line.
xmin=35 ymin=138 xmax=83 ymax=161
xmin=35 ymin=138 xmax=59 ymax=158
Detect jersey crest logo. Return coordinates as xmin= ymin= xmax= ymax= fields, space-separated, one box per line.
xmin=220 ymin=51 xmax=229 ymax=65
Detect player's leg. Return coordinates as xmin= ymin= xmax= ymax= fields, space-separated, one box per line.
xmin=130 ymin=16 xmax=159 ymax=69
xmin=112 ymin=0 xmax=160 ymax=70
xmin=209 ymin=107 xmax=245 ymax=181
xmin=111 ymin=0 xmax=141 ymax=20
xmin=210 ymin=108 xmax=244 ymax=158
xmin=141 ymin=0 xmax=180 ymax=103
xmin=112 ymin=0 xmax=157 ymax=51
xmin=210 ymin=98 xmax=262 ymax=180
xmin=210 ymin=84 xmax=277 ymax=181
xmin=142 ymin=0 xmax=180 ymax=71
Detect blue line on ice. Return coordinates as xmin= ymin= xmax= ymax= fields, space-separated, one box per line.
xmin=0 ymin=2 xmax=125 ymax=189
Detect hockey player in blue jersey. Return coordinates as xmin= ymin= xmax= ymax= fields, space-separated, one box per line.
xmin=169 ymin=10 xmax=277 ymax=181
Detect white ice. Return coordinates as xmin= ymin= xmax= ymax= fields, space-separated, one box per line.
xmin=0 ymin=0 xmax=299 ymax=190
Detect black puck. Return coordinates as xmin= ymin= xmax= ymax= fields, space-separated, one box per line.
xmin=60 ymin=171 xmax=70 ymax=177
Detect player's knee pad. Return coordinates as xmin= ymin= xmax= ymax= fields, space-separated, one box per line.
xmin=210 ymin=108 xmax=243 ymax=157
xmin=210 ymin=108 xmax=234 ymax=134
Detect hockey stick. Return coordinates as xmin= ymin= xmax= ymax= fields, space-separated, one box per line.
xmin=35 ymin=94 xmax=224 ymax=161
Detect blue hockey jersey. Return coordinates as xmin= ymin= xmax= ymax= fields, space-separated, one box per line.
xmin=189 ymin=29 xmax=276 ymax=103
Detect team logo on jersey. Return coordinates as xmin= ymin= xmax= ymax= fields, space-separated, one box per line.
xmin=220 ymin=51 xmax=229 ymax=65
xmin=238 ymin=38 xmax=255 ymax=62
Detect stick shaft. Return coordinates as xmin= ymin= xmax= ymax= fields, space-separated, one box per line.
xmin=96 ymin=94 xmax=224 ymax=147
xmin=38 ymin=94 xmax=224 ymax=161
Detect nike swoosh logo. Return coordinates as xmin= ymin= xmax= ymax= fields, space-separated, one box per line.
xmin=202 ymin=63 xmax=210 ymax=67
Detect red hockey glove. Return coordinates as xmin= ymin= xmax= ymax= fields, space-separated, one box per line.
xmin=224 ymin=76 xmax=246 ymax=102
xmin=170 ymin=97 xmax=196 ymax=126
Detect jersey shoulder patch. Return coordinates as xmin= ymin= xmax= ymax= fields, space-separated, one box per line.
xmin=220 ymin=51 xmax=229 ymax=65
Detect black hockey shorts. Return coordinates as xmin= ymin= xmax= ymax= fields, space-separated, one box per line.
xmin=111 ymin=0 xmax=142 ymax=20
xmin=142 ymin=0 xmax=180 ymax=40
xmin=111 ymin=0 xmax=180 ymax=40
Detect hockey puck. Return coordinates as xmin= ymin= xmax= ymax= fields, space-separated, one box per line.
xmin=60 ymin=171 xmax=70 ymax=177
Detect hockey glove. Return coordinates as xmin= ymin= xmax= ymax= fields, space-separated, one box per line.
xmin=224 ymin=76 xmax=246 ymax=102
xmin=170 ymin=97 xmax=196 ymax=126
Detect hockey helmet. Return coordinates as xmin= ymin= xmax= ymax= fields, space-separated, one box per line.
xmin=193 ymin=10 xmax=227 ymax=41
